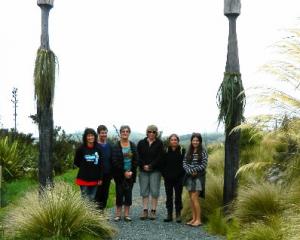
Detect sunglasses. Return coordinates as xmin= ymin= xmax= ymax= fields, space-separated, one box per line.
xmin=147 ymin=131 xmax=157 ymax=134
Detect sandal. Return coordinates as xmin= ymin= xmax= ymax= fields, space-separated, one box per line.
xmin=124 ymin=216 xmax=132 ymax=222
xmin=114 ymin=216 xmax=121 ymax=222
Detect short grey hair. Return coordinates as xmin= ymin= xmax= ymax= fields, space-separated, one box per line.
xmin=120 ymin=125 xmax=131 ymax=133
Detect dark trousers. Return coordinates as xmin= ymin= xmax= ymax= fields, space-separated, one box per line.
xmin=95 ymin=174 xmax=112 ymax=209
xmin=80 ymin=185 xmax=97 ymax=201
xmin=164 ymin=177 xmax=183 ymax=213
xmin=115 ymin=179 xmax=133 ymax=207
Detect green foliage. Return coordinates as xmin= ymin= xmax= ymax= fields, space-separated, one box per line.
xmin=34 ymin=48 xmax=57 ymax=110
xmin=0 ymin=130 xmax=38 ymax=181
xmin=217 ymin=72 xmax=246 ymax=133
xmin=2 ymin=178 xmax=36 ymax=207
xmin=234 ymin=182 xmax=285 ymax=224
xmin=4 ymin=182 xmax=116 ymax=240
xmin=0 ymin=137 xmax=20 ymax=180
xmin=52 ymin=126 xmax=79 ymax=175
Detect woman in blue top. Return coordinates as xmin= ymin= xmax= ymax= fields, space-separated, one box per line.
xmin=183 ymin=133 xmax=208 ymax=227
xmin=112 ymin=125 xmax=138 ymax=221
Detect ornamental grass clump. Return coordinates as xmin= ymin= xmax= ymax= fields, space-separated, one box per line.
xmin=4 ymin=181 xmax=116 ymax=240
xmin=238 ymin=217 xmax=283 ymax=240
xmin=234 ymin=182 xmax=285 ymax=224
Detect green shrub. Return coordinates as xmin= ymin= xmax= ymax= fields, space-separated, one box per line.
xmin=4 ymin=181 xmax=116 ymax=240
xmin=234 ymin=182 xmax=285 ymax=224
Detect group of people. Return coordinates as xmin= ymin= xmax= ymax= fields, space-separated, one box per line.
xmin=73 ymin=124 xmax=208 ymax=227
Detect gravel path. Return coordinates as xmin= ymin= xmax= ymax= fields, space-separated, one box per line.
xmin=109 ymin=181 xmax=221 ymax=240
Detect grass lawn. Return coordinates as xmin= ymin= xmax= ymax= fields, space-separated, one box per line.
xmin=0 ymin=169 xmax=115 ymax=222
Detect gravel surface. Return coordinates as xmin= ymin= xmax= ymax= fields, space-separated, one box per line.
xmin=109 ymin=181 xmax=221 ymax=240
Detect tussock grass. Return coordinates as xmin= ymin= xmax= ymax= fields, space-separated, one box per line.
xmin=4 ymin=181 xmax=116 ymax=240
xmin=181 ymin=190 xmax=192 ymax=222
xmin=206 ymin=148 xmax=224 ymax=175
xmin=206 ymin=208 xmax=228 ymax=236
xmin=239 ymin=217 xmax=283 ymax=240
xmin=201 ymin=172 xmax=224 ymax=219
xmin=234 ymin=182 xmax=285 ymax=224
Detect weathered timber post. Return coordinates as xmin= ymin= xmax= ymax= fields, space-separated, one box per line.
xmin=217 ymin=0 xmax=246 ymax=211
xmin=35 ymin=0 xmax=56 ymax=188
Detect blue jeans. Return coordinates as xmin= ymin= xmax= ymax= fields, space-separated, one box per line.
xmin=80 ymin=185 xmax=97 ymax=201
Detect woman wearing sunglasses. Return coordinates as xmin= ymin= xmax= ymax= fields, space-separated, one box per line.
xmin=137 ymin=125 xmax=164 ymax=220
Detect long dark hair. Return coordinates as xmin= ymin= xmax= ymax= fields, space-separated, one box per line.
xmin=186 ymin=132 xmax=203 ymax=162
xmin=82 ymin=128 xmax=97 ymax=146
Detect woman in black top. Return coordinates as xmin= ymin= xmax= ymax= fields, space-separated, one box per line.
xmin=137 ymin=125 xmax=164 ymax=220
xmin=112 ymin=125 xmax=138 ymax=221
xmin=74 ymin=128 xmax=103 ymax=201
xmin=161 ymin=134 xmax=186 ymax=223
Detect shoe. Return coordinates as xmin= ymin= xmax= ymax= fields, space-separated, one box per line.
xmin=175 ymin=212 xmax=182 ymax=223
xmin=114 ymin=216 xmax=121 ymax=222
xmin=149 ymin=209 xmax=156 ymax=220
xmin=164 ymin=211 xmax=172 ymax=222
xmin=140 ymin=209 xmax=148 ymax=220
xmin=124 ymin=216 xmax=132 ymax=222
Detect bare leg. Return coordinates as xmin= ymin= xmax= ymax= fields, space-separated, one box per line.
xmin=187 ymin=192 xmax=196 ymax=224
xmin=151 ymin=197 xmax=158 ymax=210
xmin=143 ymin=197 xmax=149 ymax=210
xmin=191 ymin=191 xmax=201 ymax=225
xmin=124 ymin=205 xmax=130 ymax=217
xmin=115 ymin=206 xmax=122 ymax=217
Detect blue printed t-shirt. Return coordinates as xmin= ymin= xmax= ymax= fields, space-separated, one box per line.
xmin=122 ymin=146 xmax=132 ymax=171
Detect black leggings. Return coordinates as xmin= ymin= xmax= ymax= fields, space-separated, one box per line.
xmin=115 ymin=180 xmax=133 ymax=206
xmin=95 ymin=174 xmax=112 ymax=209
xmin=164 ymin=177 xmax=183 ymax=213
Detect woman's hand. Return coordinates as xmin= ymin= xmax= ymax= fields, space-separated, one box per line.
xmin=124 ymin=171 xmax=132 ymax=179
xmin=191 ymin=172 xmax=197 ymax=177
xmin=143 ymin=165 xmax=150 ymax=171
xmin=97 ymin=180 xmax=103 ymax=186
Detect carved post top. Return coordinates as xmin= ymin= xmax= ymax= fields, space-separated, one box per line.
xmin=37 ymin=0 xmax=54 ymax=7
xmin=224 ymin=0 xmax=241 ymax=15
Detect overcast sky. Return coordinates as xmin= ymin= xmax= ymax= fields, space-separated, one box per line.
xmin=0 ymin=0 xmax=299 ymax=136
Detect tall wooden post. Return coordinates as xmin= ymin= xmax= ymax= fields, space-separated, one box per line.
xmin=36 ymin=0 xmax=54 ymax=188
xmin=222 ymin=0 xmax=244 ymax=209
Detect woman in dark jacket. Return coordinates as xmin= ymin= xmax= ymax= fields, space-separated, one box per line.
xmin=74 ymin=128 xmax=104 ymax=201
xmin=161 ymin=134 xmax=186 ymax=223
xmin=112 ymin=125 xmax=138 ymax=221
xmin=137 ymin=125 xmax=164 ymax=220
